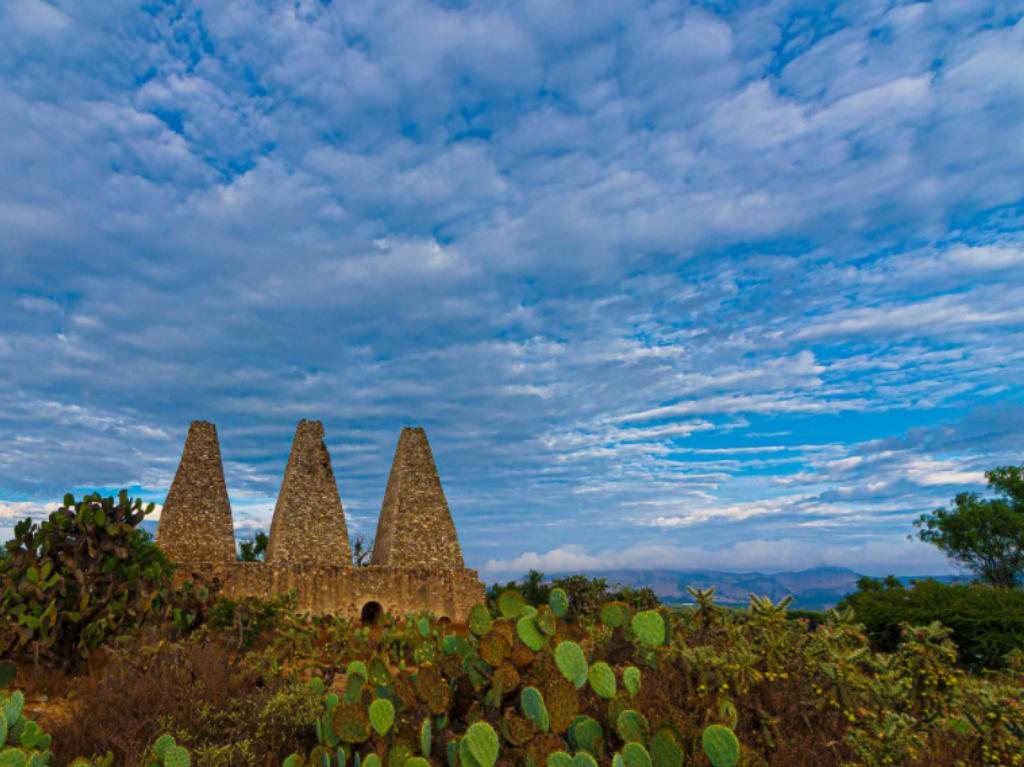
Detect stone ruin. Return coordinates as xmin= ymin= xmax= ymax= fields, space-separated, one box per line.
xmin=155 ymin=420 xmax=485 ymax=622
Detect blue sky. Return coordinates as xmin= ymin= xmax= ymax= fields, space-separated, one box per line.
xmin=1 ymin=0 xmax=1022 ymax=578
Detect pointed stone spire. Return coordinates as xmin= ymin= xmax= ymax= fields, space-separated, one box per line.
xmin=265 ymin=419 xmax=352 ymax=566
xmin=156 ymin=420 xmax=237 ymax=563
xmin=371 ymin=427 xmax=464 ymax=568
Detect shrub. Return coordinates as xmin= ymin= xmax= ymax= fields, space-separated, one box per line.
xmin=0 ymin=491 xmax=174 ymax=668
xmin=837 ymin=577 xmax=1024 ymax=669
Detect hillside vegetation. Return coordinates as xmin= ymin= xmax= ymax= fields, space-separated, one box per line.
xmin=1 ymin=493 xmax=1023 ymax=767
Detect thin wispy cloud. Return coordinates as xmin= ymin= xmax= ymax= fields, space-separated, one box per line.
xmin=1 ymin=1 xmax=1021 ymax=574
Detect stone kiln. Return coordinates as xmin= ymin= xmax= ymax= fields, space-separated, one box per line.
xmin=155 ymin=421 xmax=485 ymax=621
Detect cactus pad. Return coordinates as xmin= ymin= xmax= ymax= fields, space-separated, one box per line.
xmin=571 ymin=753 xmax=598 ymax=767
xmin=521 ymin=686 xmax=550 ymax=732
xmin=516 ymin=615 xmax=547 ymax=651
xmin=420 ymin=718 xmax=432 ymax=757
xmin=543 ymin=676 xmax=580 ymax=734
xmin=535 ymin=606 xmax=558 ymax=637
xmin=554 ymin=641 xmax=588 ymax=688
xmin=498 ymin=591 xmax=526 ymax=619
xmin=406 ymin=759 xmax=430 ymax=767
xmin=479 ymin=633 xmax=511 ymax=667
xmin=701 ymin=725 xmax=739 ymax=767
xmin=462 ymin=722 xmax=499 ymax=767
xmin=500 ymin=711 xmax=536 ymax=746
xmin=164 ymin=744 xmax=191 ymax=767
xmin=587 ymin=662 xmax=616 ymax=699
xmin=615 ymin=710 xmax=649 ymax=744
xmin=630 ymin=611 xmax=666 ymax=646
xmin=333 ymin=703 xmax=372 ymax=743
xmin=568 ymin=716 xmax=603 ymax=755
xmin=649 ymin=730 xmax=684 ymax=767
xmin=621 ymin=743 xmax=652 ymax=767
xmin=622 ymin=667 xmax=641 ymax=696
xmin=599 ymin=602 xmax=632 ymax=628
xmin=370 ymin=699 xmax=395 ymax=736
xmin=547 ymin=752 xmax=572 ymax=767
xmin=548 ymin=588 xmax=569 ymax=619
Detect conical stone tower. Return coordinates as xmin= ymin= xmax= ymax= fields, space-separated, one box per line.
xmin=157 ymin=420 xmax=237 ymax=563
xmin=265 ymin=419 xmax=352 ymax=566
xmin=371 ymin=427 xmax=464 ymax=568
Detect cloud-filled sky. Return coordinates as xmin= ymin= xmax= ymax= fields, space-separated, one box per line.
xmin=2 ymin=0 xmax=1022 ymax=579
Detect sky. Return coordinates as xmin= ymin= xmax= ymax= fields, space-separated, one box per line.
xmin=1 ymin=0 xmax=1022 ymax=580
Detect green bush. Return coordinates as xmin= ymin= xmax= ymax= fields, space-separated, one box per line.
xmin=0 ymin=491 xmax=174 ymax=668
xmin=837 ymin=577 xmax=1024 ymax=669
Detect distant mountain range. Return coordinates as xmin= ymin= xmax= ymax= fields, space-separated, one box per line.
xmin=541 ymin=567 xmax=971 ymax=611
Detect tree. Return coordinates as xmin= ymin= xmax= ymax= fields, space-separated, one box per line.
xmin=912 ymin=464 xmax=1024 ymax=588
xmin=238 ymin=531 xmax=268 ymax=562
xmin=352 ymin=534 xmax=373 ymax=567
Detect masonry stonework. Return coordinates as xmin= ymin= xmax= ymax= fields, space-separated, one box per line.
xmin=157 ymin=420 xmax=484 ymax=621
xmin=371 ymin=427 xmax=464 ymax=568
xmin=265 ymin=419 xmax=352 ymax=566
xmin=156 ymin=421 xmax=237 ymax=563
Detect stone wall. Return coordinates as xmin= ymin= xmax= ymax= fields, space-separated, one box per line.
xmin=172 ymin=562 xmax=485 ymax=620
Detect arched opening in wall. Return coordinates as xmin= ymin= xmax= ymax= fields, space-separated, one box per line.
xmin=437 ymin=616 xmax=452 ymax=628
xmin=361 ymin=601 xmax=383 ymax=625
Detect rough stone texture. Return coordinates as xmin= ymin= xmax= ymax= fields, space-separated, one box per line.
xmin=158 ymin=421 xmax=484 ymax=620
xmin=171 ymin=563 xmax=485 ymax=620
xmin=156 ymin=421 xmax=237 ymax=563
xmin=371 ymin=427 xmax=464 ymax=568
xmin=265 ymin=419 xmax=352 ymax=566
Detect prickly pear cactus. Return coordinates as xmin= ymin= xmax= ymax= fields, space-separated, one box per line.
xmin=460 ymin=722 xmax=499 ymax=767
xmin=369 ymin=699 xmax=394 ymax=736
xmin=587 ymin=662 xmax=616 ymax=699
xmin=521 ymin=687 xmax=550 ymax=732
xmin=630 ymin=610 xmax=666 ymax=647
xmin=622 ymin=667 xmax=642 ymax=696
xmin=554 ymin=642 xmax=588 ymax=688
xmin=701 ymin=724 xmax=740 ymax=767
xmin=548 ymin=588 xmax=569 ymax=619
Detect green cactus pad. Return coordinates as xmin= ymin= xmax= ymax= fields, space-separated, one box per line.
xmin=370 ymin=699 xmax=395 ymax=736
xmin=282 ymin=754 xmax=304 ymax=767
xmin=621 ymin=743 xmax=652 ymax=767
xmin=0 ymin=712 xmax=7 ymax=749
xmin=587 ymin=662 xmax=616 ymax=699
xmin=554 ymin=641 xmax=588 ymax=688
xmin=571 ymin=754 xmax=598 ymax=767
xmin=701 ymin=725 xmax=739 ymax=767
xmin=153 ymin=734 xmax=176 ymax=760
xmin=0 ymin=751 xmax=27 ymax=767
xmin=622 ymin=667 xmax=641 ymax=696
xmin=310 ymin=746 xmax=333 ymax=767
xmin=388 ymin=743 xmax=413 ymax=767
xmin=164 ymin=744 xmax=191 ymax=767
xmin=3 ymin=693 xmax=23 ymax=728
xmin=599 ymin=602 xmax=632 ymax=628
xmin=369 ymin=658 xmax=392 ymax=687
xmin=469 ymin=604 xmax=493 ymax=637
xmin=615 ymin=710 xmax=649 ymax=744
xmin=718 ymin=699 xmax=738 ymax=730
xmin=521 ymin=686 xmax=550 ymax=732
xmin=344 ymin=673 xmax=367 ymax=704
xmin=535 ymin=606 xmax=558 ymax=637
xmin=309 ymin=678 xmax=326 ymax=695
xmin=612 ymin=754 xmax=624 ymax=767
xmin=630 ymin=611 xmax=666 ymax=646
xmin=548 ymin=588 xmax=569 ymax=619
xmin=420 ymin=718 xmax=432 ymax=756
xmin=568 ymin=716 xmax=603 ymax=754
xmin=546 ymin=752 xmax=572 ymax=767
xmin=498 ymin=591 xmax=526 ymax=619
xmin=406 ymin=759 xmax=430 ymax=767
xmin=516 ymin=615 xmax=547 ymax=652
xmin=364 ymin=755 xmax=382 ymax=767
xmin=347 ymin=661 xmax=369 ymax=678
xmin=649 ymin=730 xmax=683 ymax=767
xmin=463 ymin=722 xmax=499 ymax=767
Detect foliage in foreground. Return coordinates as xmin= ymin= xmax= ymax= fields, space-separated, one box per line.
xmin=0 ymin=492 xmax=177 ymax=668
xmin=837 ymin=576 xmax=1024 ymax=670
xmin=2 ymin=584 xmax=1016 ymax=767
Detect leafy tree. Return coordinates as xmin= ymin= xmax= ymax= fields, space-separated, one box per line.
xmin=238 ymin=531 xmax=269 ymax=562
xmin=0 ymin=491 xmax=175 ymax=668
xmin=352 ymin=534 xmax=373 ymax=567
xmin=912 ymin=464 xmax=1024 ymax=587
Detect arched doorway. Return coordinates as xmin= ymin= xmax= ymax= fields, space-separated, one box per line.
xmin=361 ymin=601 xmax=383 ymax=625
